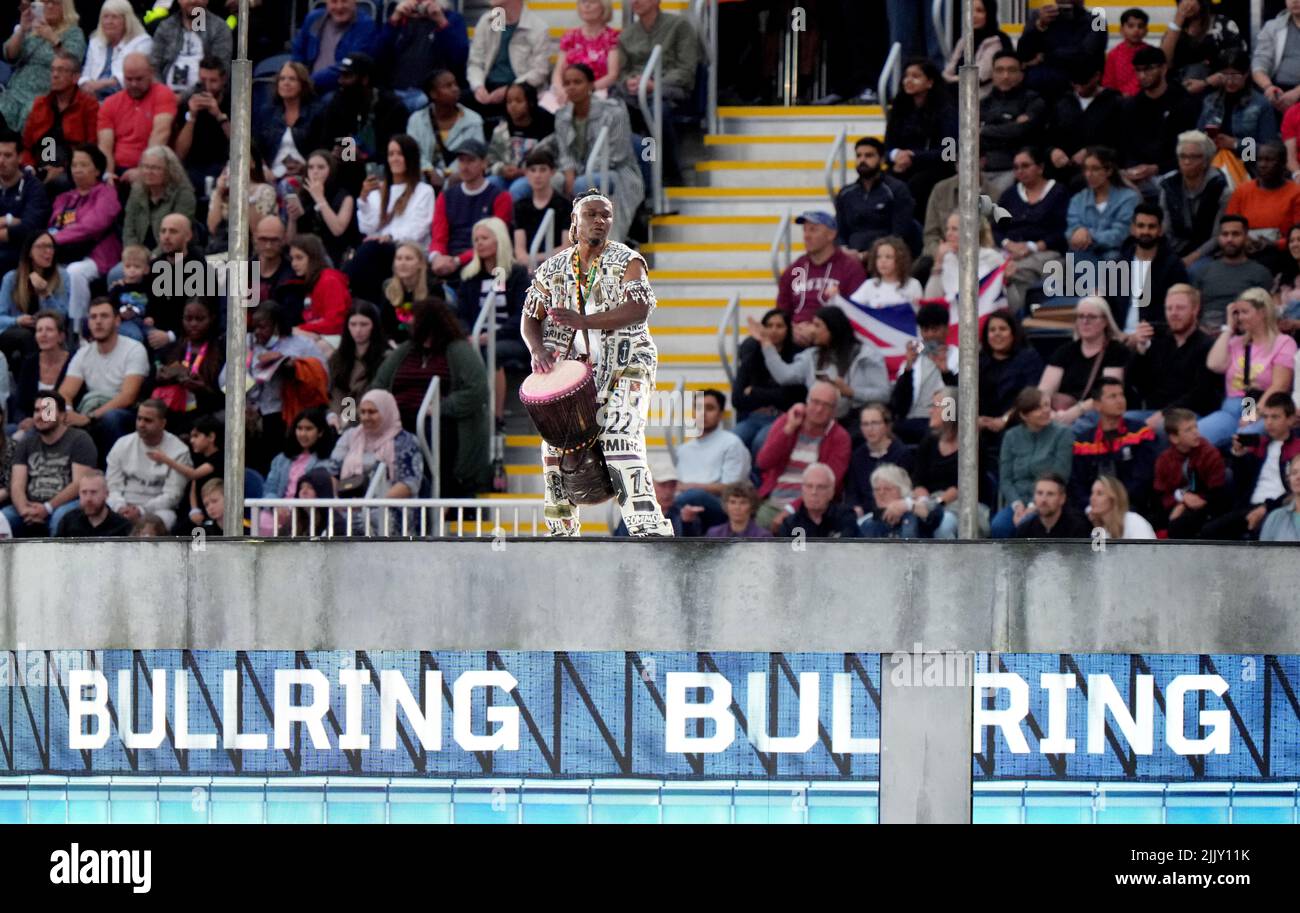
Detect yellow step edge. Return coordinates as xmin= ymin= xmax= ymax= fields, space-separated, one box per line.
xmin=659 ymin=354 xmax=724 ymax=364
xmin=652 ymin=214 xmax=781 ymax=225
xmin=705 ymin=134 xmax=840 ymax=145
xmin=506 ymin=464 xmax=543 ymax=475
xmin=666 ymin=186 xmax=824 ymax=197
xmin=648 ymin=324 xmax=723 ymax=334
xmin=1003 ymin=22 xmax=1168 ymax=35
xmin=654 ymin=269 xmax=773 ymax=280
xmin=696 ymin=160 xmax=832 ymax=171
xmin=645 ymin=242 xmax=800 ymax=253
xmin=718 ymin=105 xmax=882 ymax=117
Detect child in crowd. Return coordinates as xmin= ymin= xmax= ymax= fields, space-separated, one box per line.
xmin=109 ymin=244 xmax=151 ymax=343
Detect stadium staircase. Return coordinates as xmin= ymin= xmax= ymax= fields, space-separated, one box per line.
xmin=476 ymin=0 xmax=1185 ymax=531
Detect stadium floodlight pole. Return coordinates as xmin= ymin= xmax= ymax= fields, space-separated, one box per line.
xmin=956 ymin=0 xmax=980 ymax=540
xmin=223 ymin=0 xmax=252 ymax=537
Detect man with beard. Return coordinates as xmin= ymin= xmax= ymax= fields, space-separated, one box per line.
xmin=1125 ymin=284 xmax=1222 ymax=437
xmin=1194 ymin=215 xmax=1274 ymax=329
xmin=521 ymin=188 xmax=674 ymax=537
xmin=1106 ymin=202 xmax=1188 ymax=337
xmin=1156 ymin=130 xmax=1230 ymax=273
xmin=322 ymin=53 xmax=408 ymax=195
xmin=834 ymin=137 xmax=915 ymax=262
xmin=1115 ymin=45 xmax=1200 ymax=201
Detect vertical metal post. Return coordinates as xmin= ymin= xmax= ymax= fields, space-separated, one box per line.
xmin=223 ymin=0 xmax=252 ymax=536
xmin=707 ymin=0 xmax=719 ymax=134
xmin=956 ymin=0 xmax=979 ymax=540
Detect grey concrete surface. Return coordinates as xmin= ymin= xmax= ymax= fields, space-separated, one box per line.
xmin=2 ymin=539 xmax=1297 ymax=652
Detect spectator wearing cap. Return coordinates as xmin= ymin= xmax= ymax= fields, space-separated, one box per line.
xmin=1200 ymin=50 xmax=1278 ymax=164
xmin=753 ymin=381 xmax=852 ymax=529
xmin=884 ymin=58 xmax=957 ymax=212
xmin=670 ymin=389 xmax=751 ymax=531
xmin=1015 ymin=0 xmax=1107 ymax=104
xmin=979 ymin=53 xmax=1046 ymax=199
xmin=292 ymin=0 xmax=383 ymax=95
xmin=466 ymin=0 xmax=552 ymax=121
xmin=1101 ymin=7 xmax=1151 ymax=98
xmin=834 ymin=137 xmax=916 ymax=261
xmin=706 ymin=481 xmax=772 ymax=539
xmin=1115 ymin=45 xmax=1201 ymax=200
xmin=1157 ymin=130 xmax=1230 ymax=272
xmin=890 ymin=303 xmax=957 ymax=445
xmin=777 ymin=462 xmax=860 ymax=539
xmin=1045 ymin=56 xmax=1123 ymax=191
xmin=427 ymin=139 xmax=514 ymax=278
xmin=322 ymin=53 xmax=409 ymax=194
xmin=776 ymin=211 xmax=865 ymax=330
xmin=382 ymin=1 xmax=470 ymax=113
xmin=148 ymin=0 xmax=232 ymax=98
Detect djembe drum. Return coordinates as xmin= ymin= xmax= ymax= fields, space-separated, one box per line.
xmin=518 ymin=358 xmax=616 ymax=505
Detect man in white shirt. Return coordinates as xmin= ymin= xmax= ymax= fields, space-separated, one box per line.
xmin=105 ymin=399 xmax=193 ymax=530
xmin=1201 ymin=393 xmax=1300 ymax=540
xmin=59 ymin=297 xmax=150 ymax=457
xmin=671 ymin=389 xmax=752 ymax=530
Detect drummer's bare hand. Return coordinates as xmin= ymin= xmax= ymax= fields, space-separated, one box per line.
xmin=547 ymin=307 xmax=587 ymax=330
xmin=530 ymin=348 xmax=555 ymax=373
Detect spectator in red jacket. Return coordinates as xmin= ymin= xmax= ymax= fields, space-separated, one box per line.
xmin=1101 ymin=8 xmax=1150 ymax=97
xmin=21 ymin=50 xmax=99 ymax=190
xmin=288 ymin=233 xmax=351 ymax=339
xmin=754 ymin=380 xmax=851 ymax=530
xmin=1153 ymin=407 xmax=1228 ymax=539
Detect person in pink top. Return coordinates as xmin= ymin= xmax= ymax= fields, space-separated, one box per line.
xmin=48 ymin=144 xmax=121 ymax=330
xmin=546 ymin=0 xmax=621 ymax=107
xmin=1201 ymin=287 xmax=1298 ymax=447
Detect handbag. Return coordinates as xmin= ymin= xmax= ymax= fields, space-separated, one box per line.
xmin=1050 ymin=345 xmax=1106 ymax=412
xmin=336 ymin=474 xmax=368 ymax=498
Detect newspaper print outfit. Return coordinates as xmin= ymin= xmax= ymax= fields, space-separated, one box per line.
xmin=524 ymin=241 xmax=674 ymax=536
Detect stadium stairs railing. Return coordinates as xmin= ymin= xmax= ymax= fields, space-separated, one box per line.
xmin=691 ymin=0 xmax=720 ymax=136
xmin=470 ymin=288 xmax=500 ymax=463
xmin=823 ymin=125 xmax=848 ymax=203
xmin=636 ymin=45 xmax=666 ymax=214
xmin=715 ymin=291 xmax=741 ymax=389
xmin=526 ymin=206 xmax=557 ymax=268
xmin=415 ymin=376 xmax=441 ymax=496
xmin=584 ymin=124 xmax=612 ymax=199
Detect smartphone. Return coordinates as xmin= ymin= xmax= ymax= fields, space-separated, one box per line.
xmin=1236 ymin=433 xmax=1261 ymax=447
xmin=364 ymin=162 xmax=384 ymax=180
xmin=922 ymin=339 xmax=941 ymax=356
xmin=30 ymin=1 xmax=45 ymax=24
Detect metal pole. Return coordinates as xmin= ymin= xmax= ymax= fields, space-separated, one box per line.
xmin=956 ymin=0 xmax=979 ymax=540
xmin=223 ymin=0 xmax=252 ymax=537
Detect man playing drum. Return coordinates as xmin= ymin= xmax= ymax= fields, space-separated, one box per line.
xmin=521 ymin=189 xmax=674 ymax=537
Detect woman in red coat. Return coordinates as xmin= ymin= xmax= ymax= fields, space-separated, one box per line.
xmin=288 ymin=233 xmax=351 ymax=338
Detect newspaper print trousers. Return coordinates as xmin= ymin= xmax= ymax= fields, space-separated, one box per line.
xmin=541 ymin=363 xmax=674 ymax=537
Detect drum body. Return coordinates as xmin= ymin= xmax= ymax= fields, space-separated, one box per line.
xmin=519 ymin=359 xmax=601 ymax=453
xmin=559 ymin=445 xmax=617 ymax=505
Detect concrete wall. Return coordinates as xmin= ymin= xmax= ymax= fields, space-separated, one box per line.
xmin=5 ymin=538 xmax=1293 ymax=824
xmin=2 ymin=539 xmax=1295 ymax=653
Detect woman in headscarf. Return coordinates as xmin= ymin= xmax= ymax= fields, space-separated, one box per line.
xmin=325 ymin=389 xmax=426 ymax=532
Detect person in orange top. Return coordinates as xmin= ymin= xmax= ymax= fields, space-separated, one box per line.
xmin=1225 ymin=140 xmax=1300 ymax=248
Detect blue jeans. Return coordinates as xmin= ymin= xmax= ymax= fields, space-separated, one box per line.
xmin=733 ymin=411 xmax=777 ymax=452
xmin=990 ymin=504 xmax=1020 ymax=539
xmin=508 ymin=175 xmax=531 ymax=202
xmin=1199 ymin=395 xmax=1264 ymax=449
xmin=3 ymin=500 xmax=80 ymax=537
xmin=673 ymin=489 xmax=726 ymax=531
xmin=887 ymin=0 xmax=944 ymax=66
xmin=395 ymin=87 xmax=429 ymax=113
xmin=93 ymin=408 xmax=139 ymax=457
xmin=573 ymin=171 xmax=618 ymax=198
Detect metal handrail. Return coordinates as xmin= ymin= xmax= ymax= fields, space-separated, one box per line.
xmin=715 ymin=291 xmax=741 ymax=389
xmin=877 ymin=41 xmax=903 ymax=108
xmin=415 ymin=375 xmax=441 ymax=497
xmin=364 ymin=462 xmax=388 ymax=498
xmin=690 ymin=0 xmax=719 ymax=135
xmin=528 ymin=207 xmax=557 ymax=265
xmin=637 ymin=44 xmax=665 ymax=214
xmin=768 ymin=207 xmax=792 ymax=285
xmin=584 ymin=124 xmax=611 ymax=199
xmin=823 ymin=126 xmax=848 ymax=204
xmin=246 ymin=497 xmax=550 ymax=538
xmin=471 ymin=287 xmax=499 ymax=459
xmin=933 ymin=0 xmax=953 ymax=60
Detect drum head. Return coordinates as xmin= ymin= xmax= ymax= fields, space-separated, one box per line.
xmin=519 ymin=359 xmax=591 ymax=400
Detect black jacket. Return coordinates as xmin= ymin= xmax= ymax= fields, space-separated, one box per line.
xmin=254 ymin=97 xmax=327 ymax=170
xmin=1103 ymin=236 xmax=1189 ymax=332
xmin=778 ymin=502 xmax=861 ymax=538
xmin=980 ymin=85 xmax=1046 ymax=172
xmin=1117 ymin=83 xmax=1201 ymax=173
xmin=834 ymin=174 xmax=915 ymax=253
xmin=1048 ymin=87 xmax=1123 ymax=160
xmin=1014 ymin=506 xmax=1093 ymax=538
xmin=732 ymin=337 xmax=805 ymax=416
xmin=1127 ymin=327 xmax=1221 ymax=415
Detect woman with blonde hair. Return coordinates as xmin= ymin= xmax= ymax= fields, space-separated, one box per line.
xmin=382 ymin=241 xmax=436 ymax=341
xmin=924 ymin=211 xmax=1010 ymax=314
xmin=0 ymin=0 xmax=84 ymax=132
xmin=80 ymin=0 xmax=152 ymax=99
xmin=458 ymin=217 xmax=531 ymax=428
xmin=1087 ymin=475 xmax=1156 ymax=540
xmin=1201 ymin=287 xmax=1297 ymax=447
xmin=546 ymin=0 xmax=621 ymax=108
xmin=1038 ymin=295 xmax=1128 ymax=431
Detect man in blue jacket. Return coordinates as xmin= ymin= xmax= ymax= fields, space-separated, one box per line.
xmin=834 ymin=138 xmax=916 ymax=259
xmin=0 ymin=130 xmax=50 ymax=277
xmin=292 ymin=0 xmax=383 ymax=95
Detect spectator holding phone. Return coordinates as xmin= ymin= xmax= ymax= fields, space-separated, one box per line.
xmin=1201 ymin=288 xmax=1297 ymax=448
xmin=255 ymin=62 xmax=326 ymax=186
xmin=285 ymin=150 xmax=357 ymax=269
xmin=1202 ymin=392 xmax=1300 ymax=539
